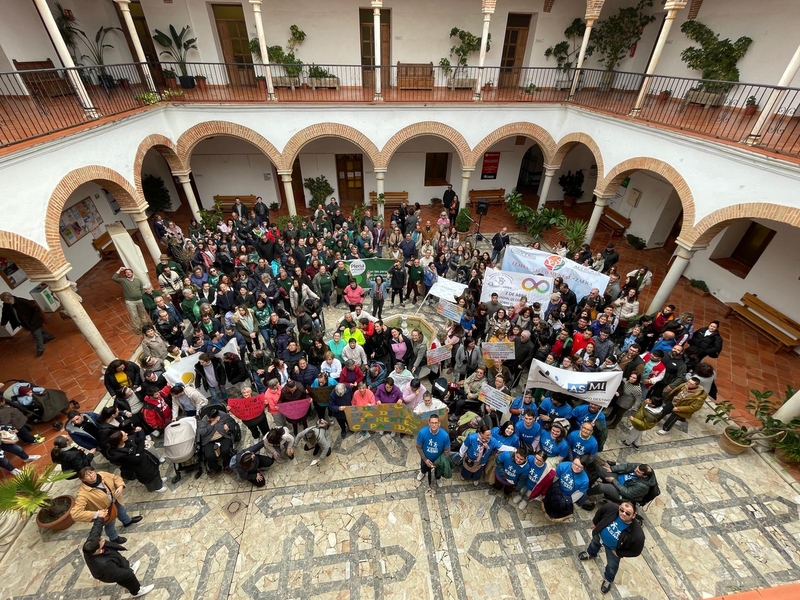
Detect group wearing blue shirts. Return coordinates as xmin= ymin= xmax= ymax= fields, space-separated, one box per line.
xmin=416 ymin=417 xmax=451 ymax=484
xmin=540 ymin=428 xmax=570 ymax=460
xmin=509 ymin=392 xmax=536 ymax=426
xmin=460 ymin=430 xmax=502 ymax=481
xmin=494 ymin=449 xmax=530 ymax=494
xmin=571 ymin=403 xmax=607 ymax=426
xmin=567 ymin=424 xmax=599 ymax=461
xmin=538 ymin=396 xmax=573 ymax=424
xmin=514 ymin=415 xmax=542 ymax=451
xmin=491 ymin=422 xmax=520 ymax=449
xmin=556 ymin=459 xmax=590 ymax=502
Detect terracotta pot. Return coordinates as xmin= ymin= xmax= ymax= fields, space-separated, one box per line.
xmin=165 ymin=78 xmax=178 ymax=90
xmin=689 ymin=286 xmax=709 ymax=296
xmin=775 ymin=447 xmax=799 ymax=466
xmin=718 ymin=429 xmax=754 ymax=455
xmin=563 ymin=195 xmax=577 ymax=208
xmin=196 ymin=79 xmax=207 ymax=91
xmin=36 ymin=495 xmax=75 ymax=532
xmin=745 ymin=104 xmax=757 ymax=116
xmin=658 ymin=92 xmax=670 ymax=102
xmin=257 ymin=79 xmax=267 ymax=91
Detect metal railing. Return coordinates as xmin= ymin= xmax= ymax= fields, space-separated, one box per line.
xmin=1 ymin=61 xmax=799 ymax=158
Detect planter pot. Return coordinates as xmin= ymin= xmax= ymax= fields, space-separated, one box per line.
xmin=689 ymin=286 xmax=709 ymax=296
xmin=273 ymin=76 xmax=300 ymax=90
xmin=119 ymin=80 xmax=130 ymax=90
xmin=300 ymin=82 xmax=309 ymax=89
xmin=685 ymin=90 xmax=725 ymax=108
xmin=165 ymin=78 xmax=178 ymax=90
xmin=256 ymin=79 xmax=267 ymax=91
xmin=36 ymin=495 xmax=75 ymax=531
xmin=449 ymin=77 xmax=476 ymax=90
xmin=308 ymin=77 xmax=340 ymax=90
xmin=775 ymin=447 xmax=799 ymax=466
xmin=658 ymin=92 xmax=671 ymax=102
xmin=598 ymin=71 xmax=615 ymax=92
xmin=195 ymin=79 xmax=207 ymax=91
xmin=745 ymin=105 xmax=757 ymax=116
xmin=179 ymin=75 xmax=196 ymax=90
xmin=718 ymin=429 xmax=755 ymax=455
xmin=563 ymin=195 xmax=577 ymax=208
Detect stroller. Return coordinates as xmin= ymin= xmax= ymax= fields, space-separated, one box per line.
xmin=163 ymin=417 xmax=202 ymax=483
xmin=2 ymin=379 xmax=71 ymax=424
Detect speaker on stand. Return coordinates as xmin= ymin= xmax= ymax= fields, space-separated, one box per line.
xmin=467 ymin=200 xmax=490 ymax=245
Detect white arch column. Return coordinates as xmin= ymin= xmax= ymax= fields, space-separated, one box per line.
xmin=279 ymin=170 xmax=298 ymax=216
xmin=460 ymin=168 xmax=474 ymax=211
xmin=128 ymin=210 xmax=163 ymax=265
xmin=584 ymin=192 xmax=614 ymax=245
xmin=249 ymin=0 xmax=276 ymax=101
xmin=374 ymin=168 xmax=387 ymax=218
xmin=537 ymin=163 xmax=558 ymax=210
xmin=173 ymin=170 xmax=202 ymax=222
xmin=646 ymin=242 xmax=700 ymax=313
xmin=473 ymin=0 xmax=497 ymax=101
xmin=744 ymin=43 xmax=800 ymax=145
xmin=372 ymin=1 xmax=383 ymax=101
xmin=568 ymin=1 xmax=605 ymax=100
xmin=114 ymin=0 xmax=158 ymax=93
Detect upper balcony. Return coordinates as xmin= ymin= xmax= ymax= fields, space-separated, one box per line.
xmin=2 ymin=62 xmax=799 ymax=161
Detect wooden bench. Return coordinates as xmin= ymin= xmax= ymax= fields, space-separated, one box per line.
xmin=13 ymin=59 xmax=73 ymax=98
xmin=212 ymin=195 xmax=258 ymax=216
xmin=397 ymin=62 xmax=434 ymax=91
xmin=92 ymin=227 xmax=141 ymax=259
xmin=468 ymin=188 xmax=506 ymax=207
xmin=598 ymin=205 xmax=632 ymax=237
xmin=368 ymin=191 xmax=409 ymax=211
xmin=724 ymin=293 xmax=800 ymax=353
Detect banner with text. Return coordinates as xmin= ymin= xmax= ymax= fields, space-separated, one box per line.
xmin=343 ymin=258 xmax=396 ymax=288
xmin=343 ymin=404 xmax=448 ymax=434
xmin=480 ymin=267 xmax=554 ymax=307
xmin=164 ymin=338 xmax=239 ymax=386
xmin=426 ymin=345 xmax=452 ymax=365
xmin=429 ymin=278 xmax=468 ymax=303
xmin=478 ymin=385 xmax=513 ymax=412
xmin=501 ymin=246 xmax=609 ymax=301
xmin=525 ymin=359 xmax=622 ymax=407
xmin=482 ymin=342 xmax=515 ymax=360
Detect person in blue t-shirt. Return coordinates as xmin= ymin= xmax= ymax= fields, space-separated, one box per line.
xmin=556 ymin=456 xmax=591 ymax=506
xmin=415 ymin=414 xmax=451 ymax=487
xmin=514 ymin=410 xmax=542 ymax=452
xmin=512 ymin=449 xmax=556 ymax=510
xmin=490 ymin=421 xmax=520 ymax=449
xmin=537 ymin=393 xmax=573 ymax=425
xmin=509 ymin=389 xmax=535 ymax=425
xmin=459 ymin=425 xmax=502 ymax=483
xmin=567 ymin=422 xmax=599 ymax=462
xmin=571 ymin=402 xmax=607 ymax=429
xmin=493 ymin=448 xmax=530 ymax=495
xmin=539 ymin=421 xmax=570 ymax=462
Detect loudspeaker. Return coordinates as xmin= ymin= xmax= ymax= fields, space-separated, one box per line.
xmin=476 ymin=200 xmax=490 ymax=216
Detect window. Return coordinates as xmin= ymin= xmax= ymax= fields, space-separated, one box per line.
xmin=424 ymin=153 xmax=449 ymax=186
xmin=710 ymin=221 xmax=776 ymax=278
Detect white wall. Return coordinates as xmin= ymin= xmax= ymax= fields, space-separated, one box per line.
xmin=605 ymin=171 xmax=680 ymax=247
xmin=141 ymin=150 xmax=182 ymax=213
xmin=0 ymin=0 xmax=61 ymax=67
xmin=547 ymin=144 xmax=598 ymax=203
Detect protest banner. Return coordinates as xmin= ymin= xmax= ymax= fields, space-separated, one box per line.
xmin=426 ymin=345 xmax=452 ymax=365
xmin=164 ymin=338 xmax=239 ymax=386
xmin=480 ymin=267 xmax=554 ymax=307
xmin=343 ymin=404 xmax=448 ymax=434
xmin=429 ymin=278 xmax=468 ymax=302
xmin=481 ymin=342 xmax=515 ymax=360
xmin=344 ymin=258 xmax=395 ymax=287
xmin=525 ymin=359 xmax=622 ymax=407
xmin=437 ymin=299 xmax=464 ymax=322
xmin=478 ymin=385 xmax=513 ymax=412
xmin=501 ymin=246 xmax=609 ymax=301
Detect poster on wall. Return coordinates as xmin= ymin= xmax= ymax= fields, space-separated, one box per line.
xmin=59 ymin=198 xmax=104 ymax=246
xmin=0 ymin=258 xmax=27 ymax=289
xmin=481 ymin=152 xmax=501 ymax=180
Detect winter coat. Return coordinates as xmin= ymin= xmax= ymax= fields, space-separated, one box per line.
xmin=630 ymin=403 xmax=662 ymax=431
xmin=224 ymin=357 xmax=250 ymax=385
xmin=198 ymin=412 xmax=237 ymax=446
xmin=51 ymin=446 xmax=94 ymax=479
xmin=106 ymin=436 xmax=161 ymax=487
xmin=103 ymin=361 xmax=143 ymax=397
xmin=71 ymin=471 xmax=126 ymax=522
xmin=665 ymin=382 xmax=707 ymax=419
xmin=690 ymin=328 xmax=724 ymax=358
xmin=142 ymin=333 xmax=169 ymax=360
xmin=591 ymin=502 xmax=646 ymax=558
xmin=141 ymin=395 xmax=172 ymax=430
xmin=83 ymin=518 xmax=134 ymax=584
xmin=329 ymin=387 xmax=353 ymax=412
xmin=605 ymin=462 xmax=657 ymax=503
xmin=0 ymin=296 xmax=43 ymax=331
xmin=194 ymin=356 xmax=227 ymax=391
xmin=0 ymin=402 xmax=27 ymax=430
xmin=169 ymin=384 xmax=208 ymax=417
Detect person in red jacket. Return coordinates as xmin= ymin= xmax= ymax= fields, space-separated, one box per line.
xmin=338 ymin=360 xmax=365 ymax=387
xmin=141 ymin=388 xmax=173 ymax=436
xmin=227 ymin=386 xmax=269 ymax=440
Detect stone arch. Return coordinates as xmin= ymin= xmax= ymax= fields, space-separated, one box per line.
xmin=282 ymin=123 xmax=381 ymax=171
xmin=683 ymin=203 xmax=800 ymax=248
xmin=176 ymin=121 xmax=283 ymax=170
xmin=470 ymin=122 xmax=558 ymax=167
xmin=132 ymin=134 xmax=184 ymax=196
xmin=0 ymin=233 xmax=66 ymax=279
xmin=552 ymin=132 xmax=605 ymax=177
xmin=380 ymin=122 xmax=471 ymax=170
xmin=595 ymin=157 xmax=696 ymax=236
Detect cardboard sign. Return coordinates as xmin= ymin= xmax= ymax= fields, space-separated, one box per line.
xmin=525 ymin=359 xmax=623 ymax=407
xmin=478 ymin=384 xmax=513 ymax=412
xmin=482 ymin=342 xmax=515 ymax=360
xmin=437 ymin=299 xmax=464 ymax=322
xmin=426 ymin=345 xmax=452 ymax=365
xmin=429 ymin=278 xmax=468 ymax=302
xmin=343 ymin=404 xmax=448 ymax=434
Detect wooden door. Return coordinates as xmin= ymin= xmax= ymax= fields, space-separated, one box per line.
xmin=291 ymin=158 xmax=305 ymax=207
xmin=212 ymin=4 xmax=254 ymax=86
xmin=114 ymin=0 xmax=165 ymax=86
xmin=662 ymin=209 xmax=683 ymax=255
xmin=336 ymin=154 xmax=364 ymax=204
xmin=359 ymin=9 xmax=391 ymax=89
xmin=499 ymin=14 xmax=531 ymax=89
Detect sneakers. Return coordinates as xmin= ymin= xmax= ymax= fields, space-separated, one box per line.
xmin=122 ymin=584 xmax=154 ymax=598
xmin=23 ymin=455 xmax=41 ymax=462
xmin=657 ymin=429 xmax=668 ymax=435
xmin=512 ymin=494 xmax=522 ymax=503
xmin=110 ymin=536 xmax=127 ymax=544
xmin=416 ymin=472 xmax=424 ymax=481
xmin=517 ymin=500 xmax=528 ymax=510
xmin=578 ymin=551 xmax=594 ymax=561
xmin=32 ymin=434 xmax=46 ymax=443
xmin=601 ymin=580 xmax=612 ymax=594
xmin=150 ymin=430 xmax=161 ymax=438
xmin=11 ymin=469 xmax=22 ymax=476
xmin=581 ymin=501 xmax=596 ymax=511
xmin=161 ymin=476 xmax=168 ymax=482
xmin=123 ymin=516 xmax=143 ymax=527
xmin=436 ymin=477 xmax=443 ymax=488
xmin=131 ymin=560 xmax=141 ymax=575
xmin=620 ymin=440 xmax=631 ymax=447
xmin=159 ymin=456 xmax=166 ymax=464
xmin=154 ymin=487 xmax=167 ymax=493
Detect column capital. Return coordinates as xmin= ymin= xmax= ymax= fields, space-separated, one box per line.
xmin=593 ymin=190 xmax=617 ymax=200
xmin=481 ymin=0 xmax=497 ymax=13
xmin=172 ymin=168 xmax=191 ymax=178
xmin=594 ymin=196 xmax=610 ymax=207
xmin=248 ymin=0 xmax=263 ymax=7
xmin=675 ymin=237 xmax=705 ymax=255
xmin=28 ymin=275 xmax=71 ymax=292
xmin=373 ymin=167 xmax=387 ymax=174
xmin=277 ymin=170 xmax=293 ymax=177
xmin=543 ymin=163 xmax=559 ymax=175
xmin=664 ymin=1 xmax=688 ymax=11
xmin=461 ymin=167 xmax=475 ymax=174
xmin=123 ymin=208 xmax=150 ymax=221
xmin=371 ymin=0 xmax=383 ymax=7
xmin=29 ymin=264 xmax=73 ymax=285
xmin=114 ymin=0 xmax=132 ymax=10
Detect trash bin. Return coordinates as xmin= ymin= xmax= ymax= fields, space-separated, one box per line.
xmin=30 ymin=283 xmax=61 ymax=313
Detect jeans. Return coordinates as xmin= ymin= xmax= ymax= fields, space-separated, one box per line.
xmin=31 ymin=327 xmax=55 ymax=352
xmin=460 ymin=464 xmax=485 ymax=481
xmin=587 ymin=466 xmax=625 ymax=501
xmin=373 ymin=298 xmax=384 ymax=320
xmin=661 ymin=412 xmax=683 ymax=432
xmin=15 ymin=426 xmax=35 ymax=444
xmin=207 ymin=385 xmax=228 ymax=405
xmin=491 ymin=249 xmax=502 ymax=264
xmin=320 ymin=290 xmax=331 ymax=307
xmin=250 ymin=370 xmax=266 ymax=393
xmin=0 ymin=442 xmax=29 ymax=471
xmin=391 ymin=287 xmax=404 ymax=304
xmin=587 ymin=534 xmax=622 ymax=583
xmin=420 ymin=459 xmax=440 ymax=480
xmin=103 ymin=500 xmax=133 ymax=541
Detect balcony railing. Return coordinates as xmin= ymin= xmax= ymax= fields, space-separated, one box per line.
xmin=0 ymin=62 xmax=798 ymax=159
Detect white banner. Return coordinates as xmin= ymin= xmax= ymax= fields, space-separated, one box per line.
xmin=480 ymin=268 xmax=554 ymax=307
xmin=501 ymin=246 xmax=609 ymax=301
xmin=164 ymin=338 xmax=239 ymax=386
xmin=525 ymin=359 xmax=622 ymax=407
xmin=429 ymin=278 xmax=468 ymax=302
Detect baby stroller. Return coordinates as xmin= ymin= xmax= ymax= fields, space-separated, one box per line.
xmin=455 ymin=266 xmax=470 ymax=284
xmin=163 ymin=417 xmax=202 ymax=483
xmin=3 ymin=379 xmax=71 ymax=424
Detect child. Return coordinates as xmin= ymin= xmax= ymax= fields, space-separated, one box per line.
xmin=265 ymin=427 xmax=295 ymax=461
xmin=293 ymin=419 xmax=334 ymax=466
xmin=622 ymin=396 xmax=663 ymax=449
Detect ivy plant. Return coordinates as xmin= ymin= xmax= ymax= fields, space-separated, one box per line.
xmin=544 ymin=18 xmax=594 ymax=73
xmin=440 ymin=27 xmax=490 ymax=79
xmin=680 ymin=20 xmax=753 ymax=93
xmin=592 ymin=0 xmax=656 ymax=71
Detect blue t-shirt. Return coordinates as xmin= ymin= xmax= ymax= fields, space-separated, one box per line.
xmin=462 ymin=432 xmax=501 ymax=466
xmin=416 ymin=426 xmax=450 ymax=461
xmin=556 ymin=461 xmax=590 ymax=496
xmin=538 ymin=398 xmax=573 ymax=423
xmin=491 ymin=427 xmax=520 ymax=449
xmin=495 ymin=451 xmax=530 ymax=485
xmin=600 ymin=517 xmax=630 ymax=551
xmin=540 ymin=430 xmax=569 ymax=459
xmin=617 ymin=472 xmax=637 ymax=486
xmin=523 ymin=457 xmax=550 ymax=490
xmin=571 ymin=404 xmax=607 ymax=426
xmin=509 ymin=397 xmax=536 ymax=425
xmin=567 ymin=430 xmax=599 ymax=459
xmin=515 ymin=420 xmax=542 ymax=448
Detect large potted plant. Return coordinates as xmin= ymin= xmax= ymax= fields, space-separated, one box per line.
xmin=303 ymin=175 xmax=334 ymax=208
xmin=591 ymin=0 xmax=656 ymax=91
xmin=557 ymin=169 xmax=584 ymax=207
xmin=153 ymin=25 xmax=198 ymax=89
xmin=0 ymin=465 xmax=76 ymax=531
xmin=545 ymin=18 xmax=594 ymax=90
xmin=680 ymin=20 xmax=752 ymax=106
xmin=557 ymin=218 xmax=588 ymax=255
xmin=307 ymin=64 xmax=340 ymax=90
xmin=77 ymin=26 xmax=122 ymax=89
xmin=506 ymin=189 xmax=565 ymax=241
xmin=440 ymin=27 xmax=489 ymax=90
xmin=255 ymin=24 xmax=306 ymax=89
xmin=455 ymin=207 xmax=473 ymax=237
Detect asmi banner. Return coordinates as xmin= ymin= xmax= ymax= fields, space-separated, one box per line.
xmin=501 ymin=246 xmax=610 ymax=301
xmin=480 ymin=267 xmax=554 ymax=307
xmin=525 ymin=359 xmax=623 ymax=407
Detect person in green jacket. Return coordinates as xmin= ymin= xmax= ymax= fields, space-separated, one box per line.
xmin=405 ymin=258 xmax=424 ymax=304
xmin=332 ymin=262 xmax=351 ymax=307
xmin=584 ymin=463 xmax=656 ymax=508
xmin=312 ymin=265 xmax=333 ymax=307
xmin=180 ymin=289 xmax=201 ymax=326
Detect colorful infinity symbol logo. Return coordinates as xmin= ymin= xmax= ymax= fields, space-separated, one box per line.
xmin=522 ymin=278 xmax=550 ymax=292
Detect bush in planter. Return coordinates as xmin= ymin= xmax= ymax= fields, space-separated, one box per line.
xmin=506 ymin=189 xmax=565 ymax=239
xmin=303 ymin=175 xmax=335 ymax=207
xmin=556 ymin=218 xmax=588 ymax=255
xmin=199 ymin=199 xmax=224 ymax=230
xmin=545 ymin=18 xmax=594 ymax=73
xmin=455 ymin=207 xmax=472 ymax=233
xmin=142 ymin=175 xmax=172 ymax=213
xmin=689 ymin=278 xmax=710 ymax=293
xmin=269 ymin=202 xmax=279 ymax=211
xmin=557 ymin=170 xmax=584 ymax=202
xmin=307 ymin=64 xmax=334 ymax=79
xmin=440 ymin=27 xmax=490 ymax=81
xmin=136 ymin=92 xmax=161 ymax=106
xmin=680 ymin=20 xmax=752 ymax=94
xmin=153 ymin=25 xmax=198 ymax=88
xmin=0 ymin=464 xmax=75 ymax=520
xmin=592 ymin=0 xmax=656 ymax=74
xmin=275 ymin=214 xmax=303 ymax=231
xmin=626 ymin=234 xmax=647 ymax=250
xmin=161 ymin=88 xmax=184 ymax=101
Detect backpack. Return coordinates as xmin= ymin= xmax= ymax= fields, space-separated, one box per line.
xmin=639 ymin=473 xmax=661 ymax=508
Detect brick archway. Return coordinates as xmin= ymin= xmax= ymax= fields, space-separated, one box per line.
xmin=683 ymin=203 xmax=800 ymax=248
xmin=380 ymin=122 xmax=471 ymax=169
xmin=552 ymin=132 xmax=605 ymax=177
xmin=595 ymin=157 xmax=696 ymax=236
xmin=133 ymin=134 xmax=184 ymax=196
xmin=176 ymin=121 xmax=283 ymax=170
xmin=470 ymin=122 xmax=558 ymax=167
xmin=282 ymin=123 xmax=381 ymax=171
xmin=0 ymin=233 xmax=66 ymax=279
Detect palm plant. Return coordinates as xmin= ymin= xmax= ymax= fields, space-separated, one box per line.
xmin=557 ymin=218 xmax=588 ymax=255
xmin=705 ymin=387 xmax=800 ymax=446
xmin=0 ymin=464 xmax=74 ymax=519
xmin=153 ymin=25 xmax=198 ymax=77
xmin=53 ymin=3 xmax=81 ymax=60
xmin=77 ymin=26 xmax=122 ymax=66
xmin=505 ymin=189 xmax=565 ymax=240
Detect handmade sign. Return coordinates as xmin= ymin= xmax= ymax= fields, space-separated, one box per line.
xmin=480 ymin=267 xmax=554 ymax=307
xmin=429 ymin=278 xmax=468 ymax=302
xmin=525 ymin=359 xmax=622 ymax=407
xmin=343 ymin=404 xmax=448 ymax=434
xmin=426 ymin=345 xmax=452 ymax=365
xmin=437 ymin=299 xmax=464 ymax=322
xmin=478 ymin=385 xmax=513 ymax=412
xmin=482 ymin=342 xmax=515 ymax=360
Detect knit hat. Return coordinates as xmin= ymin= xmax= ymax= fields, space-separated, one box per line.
xmin=18 ymin=386 xmax=32 ymax=395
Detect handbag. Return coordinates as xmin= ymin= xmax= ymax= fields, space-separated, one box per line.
xmin=0 ymin=429 xmax=19 ymax=444
xmin=103 ymin=501 xmax=119 ymax=524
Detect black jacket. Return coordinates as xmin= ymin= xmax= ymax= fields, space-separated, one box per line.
xmin=591 ymin=503 xmax=646 ymax=558
xmin=83 ymin=518 xmax=134 ymax=583
xmin=690 ymin=328 xmax=723 ymax=358
xmin=224 ymin=357 xmax=250 ymax=385
xmin=232 ymin=440 xmax=274 ymax=483
xmin=52 ymin=447 xmax=94 ymax=479
xmin=491 ymin=232 xmax=510 ymax=252
xmin=388 ymin=265 xmax=407 ymax=289
xmin=1 ymin=296 xmax=43 ymax=331
xmin=106 ymin=436 xmax=160 ymax=487
xmin=194 ymin=357 xmax=227 ymax=391
xmin=103 ymin=361 xmax=143 ymax=397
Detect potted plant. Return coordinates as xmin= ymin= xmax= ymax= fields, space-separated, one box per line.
xmin=557 ymin=169 xmax=584 ymax=207
xmin=522 ymin=83 xmax=542 ymax=98
xmin=482 ymin=80 xmax=493 ymax=92
xmin=303 ymin=175 xmax=335 ymax=207
xmin=745 ymin=95 xmax=758 ymax=116
xmin=161 ymin=88 xmax=185 ymax=102
xmin=269 ymin=202 xmax=279 ymax=211
xmin=658 ymin=89 xmax=672 ymax=102
xmin=688 ymin=278 xmax=710 ymax=296
xmin=591 ymin=0 xmax=656 ymax=91
xmin=118 ymin=78 xmax=130 ymax=90
xmin=153 ymin=25 xmax=198 ymax=89
xmin=77 ymin=25 xmax=122 ymax=88
xmin=557 ymin=217 xmax=588 ymax=255
xmin=255 ymin=75 xmax=267 ymax=91
xmin=259 ymin=25 xmax=306 ymax=89
xmin=163 ymin=69 xmax=178 ymax=90
xmin=199 ymin=199 xmax=224 ymax=230
xmin=455 ymin=207 xmax=473 ymax=236
xmin=0 ymin=464 xmax=76 ymax=531
xmin=680 ymin=20 xmax=752 ymax=106
xmin=506 ymin=190 xmax=565 ymax=240
xmin=775 ymin=429 xmax=800 ymax=467
xmin=135 ymin=91 xmax=161 ymax=106
xmin=625 ymin=233 xmax=647 ymax=250
xmin=545 ymin=18 xmax=594 ymax=90
xmin=53 ymin=2 xmax=81 ymax=61
xmin=194 ymin=75 xmax=207 ymax=91
xmin=440 ymin=27 xmax=490 ymax=90
xmin=307 ymin=64 xmax=339 ymax=90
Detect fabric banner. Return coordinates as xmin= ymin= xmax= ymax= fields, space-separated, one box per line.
xmin=480 ymin=267 xmax=554 ymax=307
xmin=481 ymin=152 xmax=501 ymax=180
xmin=343 ymin=258 xmax=395 ymax=287
xmin=343 ymin=404 xmax=448 ymax=434
xmin=501 ymin=246 xmax=609 ymax=301
xmin=164 ymin=338 xmax=239 ymax=386
xmin=426 ymin=345 xmax=452 ymax=365
xmin=429 ymin=278 xmax=468 ymax=303
xmin=437 ymin=299 xmax=464 ymax=322
xmin=478 ymin=384 xmax=513 ymax=412
xmin=525 ymin=359 xmax=623 ymax=407
xmin=389 ymin=372 xmax=414 ymax=390
xmin=482 ymin=342 xmax=515 ymax=360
